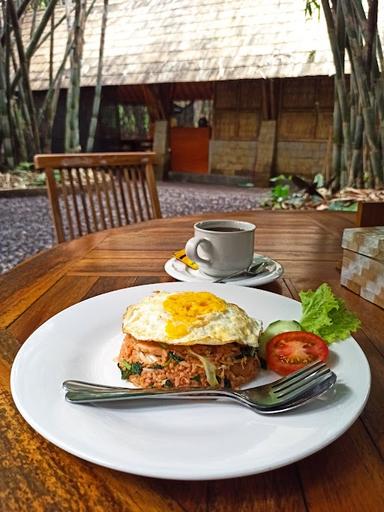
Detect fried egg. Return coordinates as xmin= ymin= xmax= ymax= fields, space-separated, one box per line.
xmin=122 ymin=291 xmax=261 ymax=346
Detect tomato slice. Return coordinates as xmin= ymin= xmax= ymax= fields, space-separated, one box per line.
xmin=265 ymin=331 xmax=329 ymax=376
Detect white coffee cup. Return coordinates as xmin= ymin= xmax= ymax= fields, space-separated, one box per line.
xmin=185 ymin=219 xmax=256 ymax=277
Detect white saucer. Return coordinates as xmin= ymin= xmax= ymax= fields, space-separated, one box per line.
xmin=164 ymin=253 xmax=283 ymax=287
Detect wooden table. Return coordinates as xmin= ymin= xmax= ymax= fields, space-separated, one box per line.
xmin=1 ymin=210 xmax=384 ymax=512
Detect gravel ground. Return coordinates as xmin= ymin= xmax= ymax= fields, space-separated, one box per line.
xmin=0 ymin=182 xmax=270 ymax=274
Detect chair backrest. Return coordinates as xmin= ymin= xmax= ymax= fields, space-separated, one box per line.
xmin=356 ymin=201 xmax=384 ymax=227
xmin=34 ymin=152 xmax=161 ymax=243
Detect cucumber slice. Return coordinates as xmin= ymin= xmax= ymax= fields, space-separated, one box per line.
xmin=258 ymin=320 xmax=302 ymax=359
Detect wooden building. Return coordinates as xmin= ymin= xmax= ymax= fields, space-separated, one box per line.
xmin=25 ymin=0 xmax=343 ymax=185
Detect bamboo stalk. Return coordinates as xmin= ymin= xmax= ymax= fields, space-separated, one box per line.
xmin=0 ymin=0 xmax=30 ymax=44
xmin=0 ymin=45 xmax=14 ymax=169
xmin=30 ymin=0 xmax=38 ymax=40
xmin=320 ymin=0 xmax=352 ymax=189
xmin=49 ymin=7 xmax=54 ymax=86
xmin=331 ymin=90 xmax=342 ymax=190
xmin=349 ymin=112 xmax=363 ymax=187
xmin=38 ymin=30 xmax=74 ymax=125
xmin=316 ymin=0 xmax=384 ymax=188
xmin=35 ymin=12 xmax=69 ymax=52
xmin=9 ymin=0 xmax=60 ymax=95
xmin=65 ymin=0 xmax=87 ymax=152
xmin=12 ymin=103 xmax=28 ymax=162
xmin=38 ymin=0 xmax=97 ymax=150
xmin=5 ymin=3 xmax=16 ymax=147
xmin=363 ymin=133 xmax=374 ymax=187
xmin=350 ymin=0 xmax=384 ymax=123
xmin=365 ymin=0 xmax=378 ymax=82
xmin=321 ymin=0 xmax=349 ymax=117
xmin=86 ymin=0 xmax=109 ymax=152
xmin=341 ymin=0 xmax=383 ymax=186
xmin=7 ymin=0 xmax=41 ymax=153
xmin=336 ymin=0 xmax=352 ymax=177
xmin=8 ymin=41 xmax=34 ymax=157
xmin=0 ymin=7 xmax=16 ymax=168
xmin=40 ymin=5 xmax=56 ymax=151
xmin=38 ymin=0 xmax=97 ymax=51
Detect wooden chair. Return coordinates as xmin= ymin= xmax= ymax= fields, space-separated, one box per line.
xmin=356 ymin=201 xmax=384 ymax=227
xmin=34 ymin=152 xmax=161 ymax=243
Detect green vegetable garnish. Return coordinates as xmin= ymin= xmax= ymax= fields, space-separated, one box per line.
xmin=119 ymin=360 xmax=143 ymax=379
xmin=163 ymin=351 xmax=185 ymax=367
xmin=151 ymin=363 xmax=164 ymax=369
xmin=234 ymin=346 xmax=257 ymax=359
xmin=167 ymin=351 xmax=185 ymax=363
xmin=164 ymin=379 xmax=173 ymax=387
xmin=299 ymin=283 xmax=361 ymax=343
xmin=191 ymin=374 xmax=201 ymax=383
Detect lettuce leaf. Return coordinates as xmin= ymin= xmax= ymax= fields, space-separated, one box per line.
xmin=299 ymin=283 xmax=361 ymax=343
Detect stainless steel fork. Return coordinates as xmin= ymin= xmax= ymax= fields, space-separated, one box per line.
xmin=63 ymin=360 xmax=336 ymax=414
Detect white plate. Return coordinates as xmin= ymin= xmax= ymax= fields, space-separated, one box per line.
xmin=165 ymin=253 xmax=283 ymax=286
xmin=11 ymin=282 xmax=370 ymax=481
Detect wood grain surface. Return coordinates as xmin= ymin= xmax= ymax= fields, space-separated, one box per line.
xmin=1 ymin=210 xmax=383 ymax=512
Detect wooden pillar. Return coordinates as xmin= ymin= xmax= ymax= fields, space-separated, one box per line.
xmin=142 ymin=84 xmax=173 ymax=179
xmin=254 ymin=79 xmax=278 ymax=185
xmin=153 ymin=120 xmax=169 ymax=179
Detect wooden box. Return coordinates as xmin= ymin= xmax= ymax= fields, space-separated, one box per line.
xmin=340 ymin=227 xmax=384 ymax=309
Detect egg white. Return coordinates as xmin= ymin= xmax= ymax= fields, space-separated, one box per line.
xmin=122 ymin=291 xmax=261 ymax=346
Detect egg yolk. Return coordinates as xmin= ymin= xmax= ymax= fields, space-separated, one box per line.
xmin=164 ymin=291 xmax=227 ymax=339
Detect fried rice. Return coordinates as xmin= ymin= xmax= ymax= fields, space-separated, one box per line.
xmin=117 ymin=333 xmax=259 ymax=389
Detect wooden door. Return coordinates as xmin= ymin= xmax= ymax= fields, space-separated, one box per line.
xmin=170 ymin=127 xmax=210 ymax=173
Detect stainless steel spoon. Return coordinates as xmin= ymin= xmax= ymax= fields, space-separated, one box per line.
xmin=212 ymin=260 xmax=271 ymax=283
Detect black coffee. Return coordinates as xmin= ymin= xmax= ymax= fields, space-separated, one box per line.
xmin=208 ymin=227 xmax=244 ymax=232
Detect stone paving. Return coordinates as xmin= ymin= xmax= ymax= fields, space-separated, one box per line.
xmin=0 ymin=182 xmax=270 ymax=274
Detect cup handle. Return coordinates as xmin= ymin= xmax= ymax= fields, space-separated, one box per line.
xmin=185 ymin=237 xmax=212 ymax=265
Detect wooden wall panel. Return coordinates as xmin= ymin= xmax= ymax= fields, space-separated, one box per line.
xmin=282 ymin=77 xmax=316 ymax=108
xmin=278 ymin=77 xmax=334 ymax=142
xmin=279 ymin=111 xmax=316 ymax=140
xmin=316 ymin=112 xmax=333 ymax=139
xmin=214 ymin=80 xmax=261 ymax=141
xmin=317 ymin=77 xmax=334 ymax=108
xmin=215 ymin=81 xmax=238 ymax=109
xmin=239 ymin=80 xmax=261 ymax=109
xmin=214 ymin=77 xmax=333 ymax=154
xmin=214 ymin=110 xmax=237 ymax=139
xmin=238 ymin=111 xmax=260 ymax=139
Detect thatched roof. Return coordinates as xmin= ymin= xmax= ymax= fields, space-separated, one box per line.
xmin=26 ymin=0 xmax=342 ymax=91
